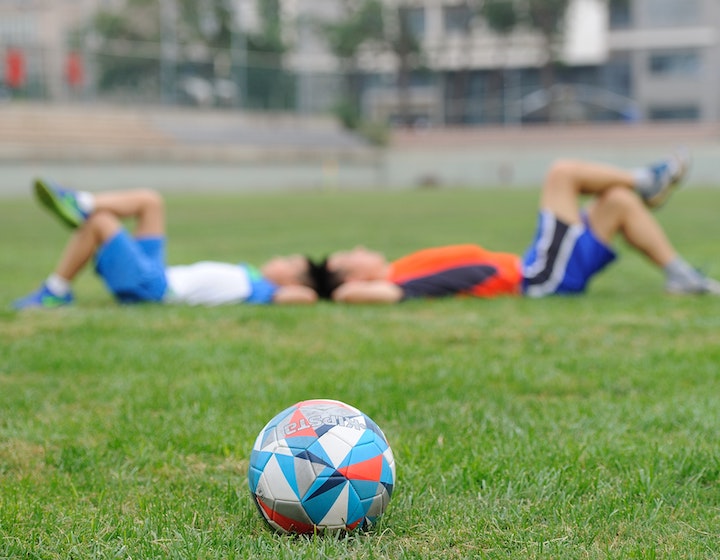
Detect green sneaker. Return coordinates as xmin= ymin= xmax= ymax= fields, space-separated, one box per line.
xmin=34 ymin=178 xmax=90 ymax=228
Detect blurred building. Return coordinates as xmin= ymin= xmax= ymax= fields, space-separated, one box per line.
xmin=608 ymin=0 xmax=720 ymax=122
xmin=1 ymin=0 xmax=719 ymax=125
xmin=284 ymin=0 xmax=720 ymax=125
xmin=0 ymin=0 xmax=113 ymax=99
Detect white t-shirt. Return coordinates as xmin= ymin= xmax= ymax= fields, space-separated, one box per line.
xmin=164 ymin=262 xmax=261 ymax=306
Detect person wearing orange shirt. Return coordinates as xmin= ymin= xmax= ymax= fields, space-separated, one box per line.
xmin=322 ymin=154 xmax=720 ymax=303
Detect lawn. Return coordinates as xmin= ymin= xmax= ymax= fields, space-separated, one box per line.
xmin=1 ymin=186 xmax=719 ymax=559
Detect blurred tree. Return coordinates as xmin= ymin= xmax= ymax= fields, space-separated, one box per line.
xmin=177 ymin=0 xmax=230 ymax=49
xmin=525 ymin=0 xmax=571 ymax=90
xmin=478 ymin=0 xmax=572 ymax=121
xmin=87 ymin=0 xmax=292 ymax=108
xmin=240 ymin=0 xmax=293 ymax=110
xmin=524 ymin=0 xmax=572 ymax=121
xmin=317 ymin=0 xmax=384 ymax=128
xmin=440 ymin=1 xmax=479 ymax=125
xmin=89 ymin=0 xmax=162 ymax=94
xmin=480 ymin=0 xmax=520 ymax=123
xmin=481 ymin=0 xmax=519 ymax=34
xmin=319 ymin=1 xmax=425 ymax=128
xmin=385 ymin=4 xmax=423 ymax=127
xmin=177 ymin=0 xmax=290 ymax=108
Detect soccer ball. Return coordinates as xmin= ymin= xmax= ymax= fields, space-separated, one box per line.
xmin=248 ymin=399 xmax=395 ymax=534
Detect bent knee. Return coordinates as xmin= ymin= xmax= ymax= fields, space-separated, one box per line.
xmin=86 ymin=210 xmax=117 ymax=227
xmin=545 ymin=159 xmax=582 ymax=184
xmin=85 ymin=210 xmax=122 ymax=239
xmin=600 ymin=185 xmax=641 ymax=209
xmin=137 ymin=189 xmax=164 ymax=211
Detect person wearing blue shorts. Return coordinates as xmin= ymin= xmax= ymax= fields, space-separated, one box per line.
xmin=13 ymin=181 xmax=323 ymax=309
xmin=519 ymin=154 xmax=720 ymax=297
xmin=318 ymin=153 xmax=720 ymax=303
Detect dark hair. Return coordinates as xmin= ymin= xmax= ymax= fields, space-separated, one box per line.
xmin=306 ymin=257 xmax=342 ymax=300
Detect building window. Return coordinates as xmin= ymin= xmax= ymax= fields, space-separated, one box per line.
xmin=444 ymin=4 xmax=472 ymax=35
xmin=649 ymin=106 xmax=700 ymax=121
xmin=399 ymin=6 xmax=426 ymax=40
xmin=603 ymin=51 xmax=632 ymax=96
xmin=648 ymin=50 xmax=702 ymax=78
xmin=608 ymin=0 xmax=631 ymax=29
xmin=645 ymin=0 xmax=701 ymax=27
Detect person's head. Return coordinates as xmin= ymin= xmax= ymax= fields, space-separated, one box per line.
xmin=325 ymin=246 xmax=389 ymax=283
xmin=260 ymin=254 xmax=315 ymax=288
xmin=306 ymin=258 xmax=342 ymax=300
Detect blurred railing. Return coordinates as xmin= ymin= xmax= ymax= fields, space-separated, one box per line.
xmin=0 ymin=44 xmax=342 ymax=113
xmin=1 ymin=44 xmax=642 ymax=129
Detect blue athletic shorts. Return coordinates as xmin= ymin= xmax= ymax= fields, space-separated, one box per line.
xmin=522 ymin=210 xmax=616 ymax=297
xmin=94 ymin=230 xmax=168 ymax=303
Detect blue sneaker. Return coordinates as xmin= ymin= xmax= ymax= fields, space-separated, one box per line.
xmin=34 ymin=178 xmax=90 ymax=228
xmin=12 ymin=284 xmax=74 ymax=310
xmin=643 ymin=151 xmax=690 ymax=209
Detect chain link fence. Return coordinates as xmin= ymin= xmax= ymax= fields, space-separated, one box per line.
xmin=2 ymin=41 xmax=642 ymax=131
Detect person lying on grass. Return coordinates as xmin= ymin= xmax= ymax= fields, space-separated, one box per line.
xmin=13 ymin=181 xmax=329 ymax=309
xmin=319 ymin=154 xmax=720 ymax=303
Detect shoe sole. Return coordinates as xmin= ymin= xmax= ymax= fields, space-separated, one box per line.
xmin=645 ymin=183 xmax=678 ymax=209
xmin=666 ymin=282 xmax=720 ymax=296
xmin=34 ymin=179 xmax=82 ymax=228
xmin=644 ymin=154 xmax=690 ymax=209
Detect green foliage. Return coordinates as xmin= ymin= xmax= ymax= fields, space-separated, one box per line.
xmin=333 ymin=101 xmax=388 ymax=146
xmin=387 ymin=6 xmax=422 ymax=58
xmin=334 ymin=99 xmax=362 ymax=130
xmin=243 ymin=0 xmax=292 ymax=110
xmin=526 ymin=0 xmax=572 ymax=39
xmin=512 ymin=0 xmax=573 ymax=101
xmin=245 ymin=65 xmax=296 ymax=111
xmin=357 ymin=119 xmax=390 ymax=147
xmin=86 ymin=0 xmax=291 ymax=106
xmin=478 ymin=0 xmax=570 ymax=41
xmin=90 ymin=5 xmax=162 ymax=92
xmin=176 ymin=0 xmax=232 ymax=48
xmin=2 ymin=187 xmax=720 ymax=558
xmin=318 ymin=1 xmax=388 ymax=129
xmin=319 ymin=0 xmax=385 ymax=61
xmin=174 ymin=0 xmax=285 ymax=53
xmin=481 ymin=0 xmax=520 ymax=35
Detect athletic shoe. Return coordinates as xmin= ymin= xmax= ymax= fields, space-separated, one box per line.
xmin=34 ymin=178 xmax=90 ymax=228
xmin=666 ymin=275 xmax=720 ymax=296
xmin=642 ymin=151 xmax=690 ymax=209
xmin=12 ymin=284 xmax=74 ymax=310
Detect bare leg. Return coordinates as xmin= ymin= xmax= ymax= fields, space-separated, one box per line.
xmin=586 ymin=187 xmax=676 ymax=267
xmin=586 ymin=186 xmax=719 ymax=294
xmin=535 ymin=159 xmax=719 ymax=294
xmin=540 ymin=159 xmax=636 ymax=224
xmin=50 ymin=190 xmax=165 ymax=282
xmin=54 ymin=211 xmax=123 ymax=281
xmin=14 ymin=188 xmax=168 ymax=309
xmin=92 ymin=189 xmax=165 ymax=237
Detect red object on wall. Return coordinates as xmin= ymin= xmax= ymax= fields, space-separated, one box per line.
xmin=66 ymin=51 xmax=84 ymax=89
xmin=5 ymin=48 xmax=26 ymax=89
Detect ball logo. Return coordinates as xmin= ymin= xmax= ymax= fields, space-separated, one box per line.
xmin=284 ymin=413 xmax=365 ymax=436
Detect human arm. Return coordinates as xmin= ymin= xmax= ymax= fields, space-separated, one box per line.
xmin=332 ymin=281 xmax=404 ymax=304
xmin=272 ymin=285 xmax=319 ymax=304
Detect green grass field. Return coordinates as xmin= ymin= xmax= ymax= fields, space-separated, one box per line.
xmin=1 ymin=187 xmax=719 ymax=559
